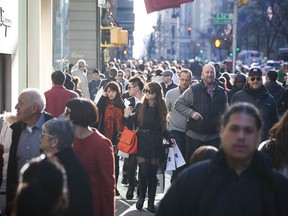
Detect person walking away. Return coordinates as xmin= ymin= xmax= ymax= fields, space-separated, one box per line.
xmin=45 ymin=70 xmax=78 ymax=117
xmin=264 ymin=69 xmax=286 ymax=116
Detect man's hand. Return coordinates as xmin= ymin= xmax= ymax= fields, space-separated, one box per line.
xmin=192 ymin=112 xmax=203 ymax=120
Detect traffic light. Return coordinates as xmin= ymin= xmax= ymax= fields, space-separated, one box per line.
xmin=236 ymin=47 xmax=241 ymax=52
xmin=101 ymin=26 xmax=128 ymax=47
xmin=123 ymin=49 xmax=128 ymax=55
xmin=229 ymin=52 xmax=233 ymax=57
xmin=238 ymin=0 xmax=248 ymax=7
xmin=214 ymin=39 xmax=221 ymax=48
xmin=187 ymin=27 xmax=192 ymax=36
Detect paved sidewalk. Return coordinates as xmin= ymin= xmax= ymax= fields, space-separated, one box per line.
xmin=116 ymin=158 xmax=172 ymax=216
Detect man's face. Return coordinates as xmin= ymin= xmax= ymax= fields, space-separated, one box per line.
xmin=128 ymin=82 xmax=137 ymax=97
xmin=248 ymin=75 xmax=262 ymax=90
xmin=117 ymin=72 xmax=124 ymax=81
xmin=235 ymin=79 xmax=245 ymax=90
xmin=15 ymin=92 xmax=35 ymax=123
xmin=162 ymin=75 xmax=172 ymax=84
xmin=220 ymin=112 xmax=261 ymax=164
xmin=179 ymin=72 xmax=191 ymax=91
xmin=92 ymin=73 xmax=100 ymax=81
xmin=202 ymin=65 xmax=215 ymax=85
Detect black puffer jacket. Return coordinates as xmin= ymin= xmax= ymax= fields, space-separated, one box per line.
xmin=230 ymin=84 xmax=278 ymax=141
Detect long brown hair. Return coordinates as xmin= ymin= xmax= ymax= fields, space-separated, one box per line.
xmin=268 ymin=110 xmax=288 ymax=169
xmin=137 ymin=82 xmax=167 ymax=132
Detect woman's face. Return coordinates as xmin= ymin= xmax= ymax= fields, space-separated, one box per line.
xmin=106 ymin=88 xmax=117 ymax=100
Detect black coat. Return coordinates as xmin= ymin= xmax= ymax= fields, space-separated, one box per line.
xmin=55 ymin=148 xmax=94 ymax=216
xmin=157 ymin=150 xmax=288 ymax=216
xmin=265 ymin=81 xmax=286 ymax=115
xmin=230 ymin=84 xmax=278 ymax=141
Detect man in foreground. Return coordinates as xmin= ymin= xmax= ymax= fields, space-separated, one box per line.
xmin=157 ymin=102 xmax=288 ymax=216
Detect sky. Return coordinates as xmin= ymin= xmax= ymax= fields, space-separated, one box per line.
xmin=133 ymin=0 xmax=157 ymax=59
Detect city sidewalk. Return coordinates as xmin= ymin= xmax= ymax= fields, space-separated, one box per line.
xmin=116 ymin=158 xmax=172 ymax=216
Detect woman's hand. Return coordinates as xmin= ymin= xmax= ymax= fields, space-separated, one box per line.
xmin=169 ymin=138 xmax=176 ymax=146
xmin=124 ymin=107 xmax=132 ymax=118
xmin=102 ymin=91 xmax=107 ymax=97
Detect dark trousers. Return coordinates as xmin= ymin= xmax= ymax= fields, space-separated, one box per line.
xmin=127 ymin=154 xmax=137 ymax=186
xmin=170 ymin=130 xmax=187 ymax=183
xmin=185 ymin=135 xmax=220 ymax=162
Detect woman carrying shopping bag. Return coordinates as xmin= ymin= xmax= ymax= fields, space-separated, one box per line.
xmin=124 ymin=81 xmax=176 ymax=213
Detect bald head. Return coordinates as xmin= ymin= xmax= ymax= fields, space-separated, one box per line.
xmin=202 ymin=64 xmax=216 ymax=86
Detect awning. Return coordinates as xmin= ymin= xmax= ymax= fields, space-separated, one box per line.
xmin=144 ymin=0 xmax=194 ymax=14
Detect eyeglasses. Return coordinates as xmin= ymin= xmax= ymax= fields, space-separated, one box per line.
xmin=41 ymin=132 xmax=54 ymax=138
xmin=143 ymin=89 xmax=154 ymax=94
xmin=250 ymin=77 xmax=262 ymax=81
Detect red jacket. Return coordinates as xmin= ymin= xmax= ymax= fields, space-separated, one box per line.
xmin=44 ymin=85 xmax=78 ymax=117
xmin=73 ymin=129 xmax=115 ymax=216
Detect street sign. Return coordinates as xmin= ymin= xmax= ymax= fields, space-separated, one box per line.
xmin=216 ymin=13 xmax=233 ymax=19
xmin=212 ymin=13 xmax=233 ymax=24
xmin=212 ymin=18 xmax=232 ymax=24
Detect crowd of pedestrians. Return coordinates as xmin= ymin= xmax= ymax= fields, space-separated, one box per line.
xmin=1 ymin=57 xmax=288 ymax=216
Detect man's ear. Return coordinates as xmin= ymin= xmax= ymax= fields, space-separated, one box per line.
xmin=31 ymin=104 xmax=39 ymax=114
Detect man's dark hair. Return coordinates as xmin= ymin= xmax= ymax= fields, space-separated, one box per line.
xmin=92 ymin=69 xmax=100 ymax=74
xmin=129 ymin=76 xmax=144 ymax=91
xmin=138 ymin=64 xmax=145 ymax=71
xmin=52 ymin=71 xmax=66 ymax=85
xmin=221 ymin=102 xmax=262 ymax=131
xmin=267 ymin=70 xmax=278 ymax=82
xmin=109 ymin=67 xmax=118 ymax=78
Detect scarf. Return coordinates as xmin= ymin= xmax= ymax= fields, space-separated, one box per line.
xmin=104 ymin=100 xmax=124 ymax=141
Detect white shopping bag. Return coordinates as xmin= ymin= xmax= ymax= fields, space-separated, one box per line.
xmin=165 ymin=147 xmax=176 ymax=171
xmin=94 ymin=86 xmax=104 ymax=104
xmin=156 ymin=168 xmax=165 ymax=193
xmin=117 ymin=150 xmax=129 ymax=158
xmin=173 ymin=144 xmax=186 ymax=168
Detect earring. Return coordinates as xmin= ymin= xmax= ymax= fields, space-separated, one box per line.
xmin=52 ymin=144 xmax=56 ymax=148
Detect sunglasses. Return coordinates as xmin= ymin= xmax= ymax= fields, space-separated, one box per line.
xmin=143 ymin=89 xmax=154 ymax=94
xmin=250 ymin=77 xmax=262 ymax=81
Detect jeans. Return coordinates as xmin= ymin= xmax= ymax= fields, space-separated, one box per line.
xmin=185 ymin=135 xmax=220 ymax=163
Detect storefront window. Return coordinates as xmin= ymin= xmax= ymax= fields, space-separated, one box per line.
xmin=53 ymin=0 xmax=69 ymax=72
